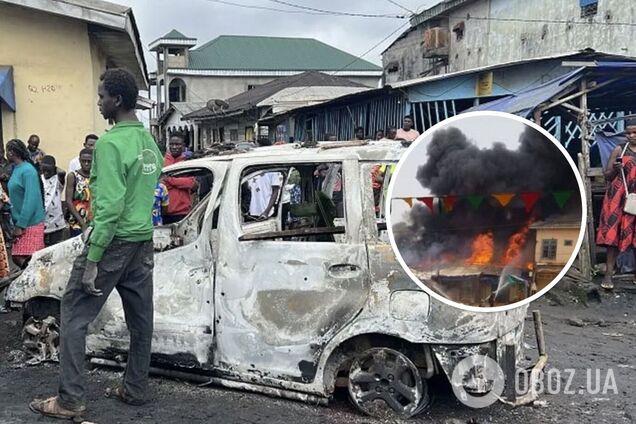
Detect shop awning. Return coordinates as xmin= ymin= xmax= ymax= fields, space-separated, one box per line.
xmin=464 ymin=68 xmax=585 ymax=117
xmin=0 ymin=66 xmax=16 ymax=112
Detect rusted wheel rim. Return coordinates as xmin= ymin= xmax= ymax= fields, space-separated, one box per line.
xmin=348 ymin=347 xmax=426 ymax=418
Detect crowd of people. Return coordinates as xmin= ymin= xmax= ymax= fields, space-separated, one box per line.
xmin=0 ymin=127 xmax=206 ymax=276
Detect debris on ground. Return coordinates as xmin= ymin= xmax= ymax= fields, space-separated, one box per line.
xmin=22 ymin=316 xmax=59 ymax=365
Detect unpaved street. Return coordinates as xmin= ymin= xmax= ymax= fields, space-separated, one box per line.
xmin=1 ymin=286 xmax=634 ymax=424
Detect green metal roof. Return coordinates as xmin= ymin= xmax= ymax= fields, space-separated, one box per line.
xmin=161 ymin=29 xmax=190 ymax=40
xmin=188 ymin=35 xmax=381 ymax=72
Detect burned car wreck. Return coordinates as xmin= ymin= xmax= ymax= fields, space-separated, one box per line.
xmin=5 ymin=141 xmax=540 ymax=418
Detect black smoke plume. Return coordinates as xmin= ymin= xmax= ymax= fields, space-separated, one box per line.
xmin=394 ymin=125 xmax=581 ymax=267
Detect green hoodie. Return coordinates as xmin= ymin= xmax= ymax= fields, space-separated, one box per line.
xmin=88 ymin=121 xmax=162 ymax=262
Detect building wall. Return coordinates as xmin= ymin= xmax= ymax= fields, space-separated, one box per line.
xmin=534 ymin=227 xmax=580 ymax=266
xmin=384 ymin=0 xmax=636 ymax=82
xmin=163 ymin=74 xmax=380 ymax=104
xmin=0 ymin=3 xmax=108 ymax=170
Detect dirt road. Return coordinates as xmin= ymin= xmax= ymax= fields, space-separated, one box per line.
xmin=1 ymin=286 xmax=634 ymax=424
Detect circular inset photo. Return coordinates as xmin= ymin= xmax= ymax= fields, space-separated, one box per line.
xmin=387 ymin=111 xmax=586 ymax=311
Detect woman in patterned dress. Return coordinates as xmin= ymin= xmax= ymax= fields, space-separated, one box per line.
xmin=6 ymin=139 xmax=45 ymax=268
xmin=65 ymin=148 xmax=93 ymax=237
xmin=596 ymin=121 xmax=636 ymax=289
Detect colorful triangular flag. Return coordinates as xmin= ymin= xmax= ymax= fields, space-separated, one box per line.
xmin=418 ymin=197 xmax=434 ymax=212
xmin=492 ymin=193 xmax=515 ymax=207
xmin=552 ymin=191 xmax=573 ymax=209
xmin=466 ymin=194 xmax=484 ymax=210
xmin=520 ymin=192 xmax=541 ymax=213
xmin=402 ymin=197 xmax=413 ymax=207
xmin=442 ymin=195 xmax=459 ymax=212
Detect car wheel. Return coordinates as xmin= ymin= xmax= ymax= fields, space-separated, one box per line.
xmin=348 ymin=347 xmax=430 ymax=418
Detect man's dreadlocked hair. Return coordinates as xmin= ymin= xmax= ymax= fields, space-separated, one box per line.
xmin=7 ymin=139 xmax=45 ymax=206
xmin=100 ymin=68 xmax=138 ymax=111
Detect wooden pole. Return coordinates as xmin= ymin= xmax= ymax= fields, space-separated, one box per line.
xmin=579 ymin=79 xmax=594 ymax=279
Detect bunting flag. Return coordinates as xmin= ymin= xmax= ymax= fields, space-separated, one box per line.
xmin=466 ymin=194 xmax=484 ymax=210
xmin=492 ymin=193 xmax=515 ymax=207
xmin=394 ymin=190 xmax=576 ymax=212
xmin=418 ymin=197 xmax=435 ymax=212
xmin=520 ymin=192 xmax=541 ymax=213
xmin=442 ymin=195 xmax=459 ymax=213
xmin=553 ymin=191 xmax=574 ymax=209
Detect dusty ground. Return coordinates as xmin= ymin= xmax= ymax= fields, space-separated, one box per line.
xmin=0 ymin=283 xmax=634 ymax=424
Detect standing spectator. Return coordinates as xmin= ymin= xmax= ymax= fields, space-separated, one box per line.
xmin=383 ymin=127 xmax=397 ymax=141
xmin=248 ymin=172 xmax=282 ymax=219
xmin=68 ymin=134 xmax=98 ymax=173
xmin=163 ymin=133 xmax=197 ymax=224
xmin=0 ymin=142 xmax=13 ymax=193
xmin=354 ymin=126 xmax=366 ymax=141
xmin=395 ymin=116 xmax=420 ymax=142
xmin=29 ymin=67 xmax=162 ymax=420
xmin=152 ymin=181 xmax=169 ymax=226
xmin=66 ymin=148 xmax=93 ymax=237
xmin=41 ymin=156 xmax=66 ymax=247
xmin=6 ymin=139 xmax=45 ymax=268
xmin=0 ymin=183 xmax=11 ymax=278
xmin=27 ymin=134 xmax=46 ymax=167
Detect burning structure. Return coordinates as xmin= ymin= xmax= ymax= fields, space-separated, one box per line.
xmin=393 ymin=121 xmax=582 ymax=307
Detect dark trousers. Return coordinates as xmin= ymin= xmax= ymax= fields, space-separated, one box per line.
xmin=44 ymin=229 xmax=66 ymax=247
xmin=58 ymin=238 xmax=154 ymax=409
xmin=162 ymin=215 xmax=186 ymax=225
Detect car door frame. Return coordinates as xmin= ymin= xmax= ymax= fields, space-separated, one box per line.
xmin=213 ymin=155 xmax=370 ymax=385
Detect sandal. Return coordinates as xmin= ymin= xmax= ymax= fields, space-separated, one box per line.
xmin=601 ymin=276 xmax=614 ymax=290
xmin=29 ymin=396 xmax=85 ymax=420
xmin=105 ymin=386 xmax=146 ymax=406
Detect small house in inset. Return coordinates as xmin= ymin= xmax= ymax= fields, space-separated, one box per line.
xmin=530 ymin=215 xmax=581 ymax=292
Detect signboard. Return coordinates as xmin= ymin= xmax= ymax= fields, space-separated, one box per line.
xmin=476 ymin=72 xmax=494 ymax=97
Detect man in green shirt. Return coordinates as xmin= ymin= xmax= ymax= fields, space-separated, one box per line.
xmin=30 ymin=69 xmax=162 ymax=420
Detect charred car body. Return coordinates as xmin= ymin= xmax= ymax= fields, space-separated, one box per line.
xmin=5 ymin=141 xmax=531 ymax=417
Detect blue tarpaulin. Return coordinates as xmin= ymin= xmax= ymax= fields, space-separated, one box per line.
xmin=464 ymin=68 xmax=585 ymax=117
xmin=596 ymin=131 xmax=627 ymax=168
xmin=0 ymin=66 xmax=16 ymax=112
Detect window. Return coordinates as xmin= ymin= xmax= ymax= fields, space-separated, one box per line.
xmin=219 ymin=127 xmax=225 ymax=143
xmin=168 ymin=78 xmax=187 ymax=102
xmin=541 ymin=239 xmax=557 ymax=260
xmin=564 ymin=240 xmax=573 ymax=247
xmin=239 ymin=163 xmax=345 ymax=242
xmin=229 ymin=129 xmax=239 ymax=142
xmin=167 ymin=48 xmax=184 ymax=56
xmin=580 ymin=0 xmax=598 ymax=17
xmin=155 ymin=168 xmax=214 ymax=250
xmin=452 ymin=21 xmax=465 ymax=41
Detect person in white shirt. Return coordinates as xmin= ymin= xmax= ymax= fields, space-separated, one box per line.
xmin=40 ymin=155 xmax=67 ymax=246
xmin=67 ymin=134 xmax=98 ymax=173
xmin=395 ymin=116 xmax=420 ymax=142
xmin=248 ymin=172 xmax=283 ymax=218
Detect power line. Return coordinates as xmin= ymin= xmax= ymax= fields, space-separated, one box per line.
xmin=276 ymin=21 xmax=410 ymax=101
xmin=267 ymin=0 xmax=405 ymax=19
xmin=199 ymin=0 xmax=330 ymax=15
xmin=435 ymin=12 xmax=636 ymax=27
xmin=385 ymin=0 xmax=415 ymax=15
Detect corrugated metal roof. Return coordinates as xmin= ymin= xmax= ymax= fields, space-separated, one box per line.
xmin=184 ymin=71 xmax=365 ymax=120
xmin=188 ymin=35 xmax=381 ymax=72
xmin=161 ymin=29 xmax=189 ymax=40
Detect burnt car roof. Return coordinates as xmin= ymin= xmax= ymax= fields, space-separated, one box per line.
xmin=179 ymin=141 xmax=406 ymax=167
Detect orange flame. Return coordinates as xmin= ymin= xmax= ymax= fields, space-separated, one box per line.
xmin=465 ymin=232 xmax=495 ymax=266
xmin=501 ymin=219 xmax=535 ymax=268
